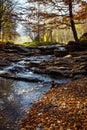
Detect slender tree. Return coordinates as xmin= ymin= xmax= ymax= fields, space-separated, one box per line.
xmin=66 ymin=0 xmax=79 ymax=41
xmin=25 ymin=0 xmax=87 ymax=42
xmin=0 ymin=0 xmax=18 ymax=40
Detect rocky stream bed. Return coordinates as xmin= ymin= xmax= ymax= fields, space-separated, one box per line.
xmin=0 ymin=43 xmax=87 ymax=130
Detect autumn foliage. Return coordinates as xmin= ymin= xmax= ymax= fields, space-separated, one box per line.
xmin=19 ymin=77 xmax=87 ymax=130
xmin=24 ymin=0 xmax=87 ymax=42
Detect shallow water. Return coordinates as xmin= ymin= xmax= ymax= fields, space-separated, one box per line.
xmin=0 ymin=78 xmax=70 ymax=129
xmin=0 ymin=55 xmax=70 ymax=130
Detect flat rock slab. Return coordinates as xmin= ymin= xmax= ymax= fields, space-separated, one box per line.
xmin=0 ymin=72 xmax=43 ymax=82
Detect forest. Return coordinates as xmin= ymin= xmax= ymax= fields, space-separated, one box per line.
xmin=0 ymin=0 xmax=87 ymax=130
xmin=0 ymin=0 xmax=87 ymax=43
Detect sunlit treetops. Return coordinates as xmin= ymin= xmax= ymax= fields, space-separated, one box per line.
xmin=0 ymin=0 xmax=20 ymax=40
xmin=16 ymin=0 xmax=87 ymax=42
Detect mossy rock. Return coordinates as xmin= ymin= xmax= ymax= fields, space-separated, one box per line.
xmin=54 ymin=49 xmax=68 ymax=57
xmin=80 ymin=33 xmax=87 ymax=41
xmin=66 ymin=40 xmax=87 ymax=52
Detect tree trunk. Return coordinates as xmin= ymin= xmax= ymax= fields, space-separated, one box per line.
xmin=69 ymin=1 xmax=79 ymax=42
xmin=0 ymin=22 xmax=2 ymax=40
xmin=37 ymin=2 xmax=40 ymax=44
xmin=0 ymin=26 xmax=1 ymax=39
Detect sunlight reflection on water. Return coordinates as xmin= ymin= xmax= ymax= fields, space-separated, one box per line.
xmin=12 ymin=81 xmax=50 ymax=109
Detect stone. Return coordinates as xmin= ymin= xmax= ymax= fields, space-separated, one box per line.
xmin=47 ymin=69 xmax=65 ymax=77
xmin=31 ymin=68 xmax=46 ymax=74
xmin=54 ymin=49 xmax=68 ymax=57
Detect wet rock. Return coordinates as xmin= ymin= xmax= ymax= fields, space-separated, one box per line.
xmin=18 ymin=52 xmax=34 ymax=56
xmin=66 ymin=41 xmax=80 ymax=52
xmin=79 ymin=65 xmax=86 ymax=70
xmin=0 ymin=60 xmax=10 ymax=67
xmin=73 ymin=75 xmax=85 ymax=80
xmin=31 ymin=49 xmax=41 ymax=55
xmin=5 ymin=42 xmax=15 ymax=48
xmin=0 ymin=72 xmax=43 ymax=82
xmin=70 ymin=56 xmax=87 ymax=78
xmin=63 ymin=71 xmax=71 ymax=77
xmin=72 ymin=70 xmax=87 ymax=77
xmin=38 ymin=45 xmax=65 ymax=55
xmin=47 ymin=69 xmax=65 ymax=77
xmin=75 ymin=55 xmax=87 ymax=63
xmin=0 ymin=42 xmax=6 ymax=49
xmin=0 ymin=71 xmax=11 ymax=79
xmin=29 ymin=61 xmax=42 ymax=67
xmin=0 ymin=71 xmax=7 ymax=75
xmin=4 ymin=49 xmax=18 ymax=53
xmin=53 ymin=60 xmax=71 ymax=67
xmin=66 ymin=40 xmax=87 ymax=52
xmin=51 ymin=81 xmax=56 ymax=88
xmin=54 ymin=49 xmax=68 ymax=57
xmin=31 ymin=68 xmax=46 ymax=74
xmin=14 ymin=46 xmax=30 ymax=53
xmin=6 ymin=57 xmax=21 ymax=62
xmin=16 ymin=76 xmax=43 ymax=82
xmin=64 ymin=54 xmax=72 ymax=58
xmin=38 ymin=46 xmax=54 ymax=55
xmin=9 ymin=66 xmax=24 ymax=74
xmin=14 ymin=46 xmax=33 ymax=56
xmin=16 ymin=48 xmax=41 ymax=56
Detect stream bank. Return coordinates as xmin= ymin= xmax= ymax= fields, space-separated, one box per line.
xmin=0 ymin=44 xmax=70 ymax=130
xmin=0 ymin=43 xmax=87 ymax=129
xmin=19 ymin=77 xmax=87 ymax=130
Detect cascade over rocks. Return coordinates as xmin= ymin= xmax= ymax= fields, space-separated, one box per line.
xmin=0 ymin=43 xmax=87 ymax=81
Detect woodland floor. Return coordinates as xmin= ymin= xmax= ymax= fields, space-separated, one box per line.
xmin=0 ymin=44 xmax=87 ymax=130
xmin=18 ymin=47 xmax=87 ymax=130
xmin=19 ymin=77 xmax=87 ymax=130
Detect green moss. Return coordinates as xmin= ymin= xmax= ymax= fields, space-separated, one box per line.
xmin=23 ymin=41 xmax=38 ymax=46
xmin=23 ymin=41 xmax=57 ymax=46
xmin=80 ymin=33 xmax=87 ymax=41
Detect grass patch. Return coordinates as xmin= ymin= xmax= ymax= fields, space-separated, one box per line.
xmin=23 ymin=41 xmax=57 ymax=46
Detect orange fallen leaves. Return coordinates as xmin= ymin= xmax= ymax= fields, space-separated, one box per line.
xmin=19 ymin=77 xmax=87 ymax=130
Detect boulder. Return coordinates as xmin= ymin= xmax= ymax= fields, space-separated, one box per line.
xmin=54 ymin=49 xmax=68 ymax=57
xmin=0 ymin=72 xmax=43 ymax=82
xmin=46 ymin=69 xmax=65 ymax=77
xmin=66 ymin=40 xmax=87 ymax=52
xmin=79 ymin=33 xmax=87 ymax=41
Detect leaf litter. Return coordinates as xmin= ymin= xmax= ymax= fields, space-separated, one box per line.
xmin=19 ymin=77 xmax=87 ymax=130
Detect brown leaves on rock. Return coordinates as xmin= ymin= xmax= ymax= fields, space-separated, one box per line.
xmin=19 ymin=77 xmax=87 ymax=130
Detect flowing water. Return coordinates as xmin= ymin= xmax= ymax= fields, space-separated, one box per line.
xmin=0 ymin=55 xmax=70 ymax=130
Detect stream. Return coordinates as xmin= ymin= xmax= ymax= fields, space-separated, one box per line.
xmin=0 ymin=54 xmax=70 ymax=130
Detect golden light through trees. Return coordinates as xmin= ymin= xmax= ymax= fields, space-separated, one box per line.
xmin=24 ymin=0 xmax=87 ymax=43
xmin=0 ymin=0 xmax=87 ymax=42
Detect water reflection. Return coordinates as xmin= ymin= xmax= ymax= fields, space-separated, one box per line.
xmin=0 ymin=54 xmax=70 ymax=129
xmin=0 ymin=78 xmax=22 ymax=130
xmin=0 ymin=77 xmax=51 ymax=129
xmin=12 ymin=81 xmax=50 ymax=110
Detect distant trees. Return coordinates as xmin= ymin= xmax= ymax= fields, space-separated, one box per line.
xmin=24 ymin=0 xmax=58 ymax=42
xmin=25 ymin=0 xmax=87 ymax=43
xmin=66 ymin=0 xmax=79 ymax=41
xmin=59 ymin=0 xmax=87 ymax=41
xmin=0 ymin=0 xmax=18 ymax=41
xmin=0 ymin=0 xmax=87 ymax=43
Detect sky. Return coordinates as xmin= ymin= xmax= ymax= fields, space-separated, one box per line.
xmin=16 ymin=0 xmax=27 ymax=36
xmin=16 ymin=0 xmax=87 ymax=37
xmin=15 ymin=0 xmax=33 ymax=43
